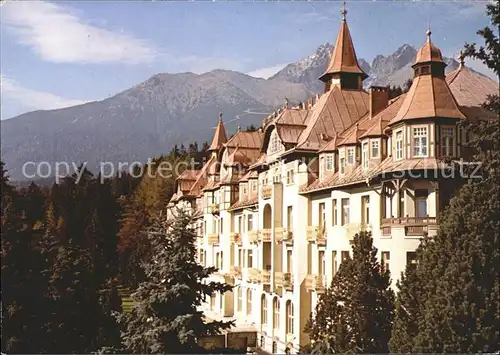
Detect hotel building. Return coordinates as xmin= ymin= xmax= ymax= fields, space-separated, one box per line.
xmin=167 ymin=9 xmax=498 ymax=354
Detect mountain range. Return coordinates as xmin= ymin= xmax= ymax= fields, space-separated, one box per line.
xmin=0 ymin=43 xmax=467 ymax=180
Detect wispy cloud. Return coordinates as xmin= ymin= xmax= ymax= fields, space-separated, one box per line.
xmin=247 ymin=63 xmax=288 ymax=79
xmin=2 ymin=1 xmax=160 ymax=65
xmin=1 ymin=76 xmax=90 ymax=118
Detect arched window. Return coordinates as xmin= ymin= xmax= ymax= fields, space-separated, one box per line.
xmin=220 ymin=251 xmax=223 ymax=269
xmin=261 ymin=294 xmax=267 ymax=325
xmin=268 ymin=129 xmax=283 ymax=155
xmin=246 ymin=289 xmax=252 ymax=315
xmin=286 ymin=300 xmax=294 ymax=334
xmin=273 ymin=297 xmax=280 ymax=329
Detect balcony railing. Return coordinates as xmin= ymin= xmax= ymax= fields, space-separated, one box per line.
xmin=305 ymin=274 xmax=326 ymax=293
xmin=306 ymin=226 xmax=326 ymax=245
xmin=248 ymin=230 xmax=259 ymax=243
xmin=382 ymin=217 xmax=437 ymax=237
xmin=207 ymin=233 xmax=219 ymax=244
xmin=275 ymin=272 xmax=293 ymax=290
xmin=230 ymin=232 xmax=241 ymax=244
xmin=259 ymin=228 xmax=272 ymax=242
xmin=275 ymin=227 xmax=293 ymax=243
xmin=261 ymin=185 xmax=272 ymax=199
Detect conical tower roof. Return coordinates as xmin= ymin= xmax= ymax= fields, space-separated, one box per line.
xmin=319 ymin=2 xmax=368 ymax=82
xmin=208 ymin=111 xmax=227 ymax=151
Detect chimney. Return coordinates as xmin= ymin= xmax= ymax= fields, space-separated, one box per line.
xmin=369 ymin=86 xmax=389 ymax=118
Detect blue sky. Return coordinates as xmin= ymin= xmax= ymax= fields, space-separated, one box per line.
xmin=1 ymin=0 xmax=496 ymax=119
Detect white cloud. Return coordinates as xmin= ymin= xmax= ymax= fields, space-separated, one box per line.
xmin=1 ymin=76 xmax=90 ymax=118
xmin=247 ymin=63 xmax=288 ymax=79
xmin=2 ymin=1 xmax=160 ymax=65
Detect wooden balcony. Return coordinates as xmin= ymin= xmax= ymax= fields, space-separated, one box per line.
xmin=248 ymin=230 xmax=259 ymax=243
xmin=207 ymin=233 xmax=219 ymax=244
xmin=382 ymin=217 xmax=438 ymax=237
xmin=275 ymin=272 xmax=293 ymax=290
xmin=259 ymin=228 xmax=272 ymax=242
xmin=275 ymin=227 xmax=293 ymax=243
xmin=306 ymin=226 xmax=326 ymax=245
xmin=305 ymin=274 xmax=326 ymax=294
xmin=230 ymin=232 xmax=241 ymax=244
xmin=261 ymin=185 xmax=272 ymax=199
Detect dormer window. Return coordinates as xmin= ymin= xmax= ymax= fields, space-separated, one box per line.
xmin=413 ymin=127 xmax=428 ymax=157
xmin=243 ymin=184 xmax=248 ymax=195
xmin=371 ymin=140 xmax=380 ymax=158
xmin=347 ymin=148 xmax=355 ymax=165
xmin=340 ymin=157 xmax=345 ymax=174
xmin=268 ymin=129 xmax=283 ymax=155
xmin=362 ymin=142 xmax=369 ymax=168
xmin=326 ymin=154 xmax=334 ymax=171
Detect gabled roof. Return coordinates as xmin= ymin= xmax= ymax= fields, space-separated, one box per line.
xmin=360 ymin=94 xmax=406 ymax=138
xmin=319 ymin=18 xmax=368 ymax=81
xmin=208 ymin=113 xmax=228 ymax=151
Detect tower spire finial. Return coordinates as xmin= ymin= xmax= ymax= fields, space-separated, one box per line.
xmin=341 ymin=0 xmax=347 ymax=22
xmin=457 ymin=49 xmax=465 ymax=68
xmin=426 ymin=21 xmax=432 ymax=42
xmin=218 ymin=109 xmax=223 ymax=120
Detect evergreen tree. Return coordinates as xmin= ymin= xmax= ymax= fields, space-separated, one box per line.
xmin=118 ymin=211 xmax=233 ymax=353
xmin=306 ymin=231 xmax=394 ymax=353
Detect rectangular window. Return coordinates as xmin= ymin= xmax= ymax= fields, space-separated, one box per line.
xmin=247 ymin=214 xmax=253 ymax=231
xmin=220 ymin=218 xmax=223 ymax=234
xmin=332 ymin=251 xmax=338 ymax=277
xmin=347 ymin=148 xmax=355 ymax=165
xmin=286 ymin=169 xmax=295 ymax=184
xmin=252 ymin=180 xmax=257 ymax=192
xmin=238 ymin=216 xmax=243 ymax=233
xmin=341 ymin=250 xmax=350 ymax=262
xmin=340 ymin=158 xmax=345 ymax=174
xmin=319 ymin=202 xmax=325 ymax=228
xmin=406 ymin=251 xmax=418 ymax=270
xmin=247 ymin=250 xmax=253 ymax=268
xmin=415 ymin=189 xmax=428 ymax=218
xmin=318 ymin=251 xmax=325 ymax=276
xmin=287 ymin=250 xmax=293 ymax=273
xmin=326 ymin=154 xmax=334 ymax=171
xmin=243 ymin=184 xmax=248 ymax=195
xmin=396 ymin=131 xmax=403 ymax=160
xmin=413 ymin=127 xmax=428 ymax=157
xmin=332 ymin=199 xmax=338 ymax=226
xmin=238 ymin=248 xmax=243 ymax=267
xmin=361 ymin=195 xmax=370 ymax=224
xmin=287 ymin=206 xmax=293 ymax=230
xmin=362 ymin=142 xmax=369 ymax=168
xmin=371 ymin=140 xmax=380 ymax=158
xmin=381 ymin=251 xmax=390 ymax=272
xmin=341 ymin=198 xmax=350 ymax=225
xmin=441 ymin=127 xmax=455 ymax=157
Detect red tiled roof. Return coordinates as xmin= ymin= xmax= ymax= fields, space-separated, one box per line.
xmin=228 ymin=196 xmax=258 ymax=211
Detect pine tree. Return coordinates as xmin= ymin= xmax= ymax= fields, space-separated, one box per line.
xmin=118 ymin=211 xmax=233 ymax=354
xmin=306 ymin=231 xmax=394 ymax=353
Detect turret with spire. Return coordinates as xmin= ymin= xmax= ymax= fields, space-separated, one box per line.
xmin=319 ymin=0 xmax=368 ymax=92
xmin=208 ymin=110 xmax=228 ymax=158
xmin=411 ymin=24 xmax=447 ymax=78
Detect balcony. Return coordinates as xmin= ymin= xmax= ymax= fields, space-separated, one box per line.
xmin=275 ymin=227 xmax=293 ymax=243
xmin=261 ymin=185 xmax=272 ymax=199
xmin=275 ymin=272 xmax=293 ymax=291
xmin=306 ymin=226 xmax=326 ymax=245
xmin=344 ymin=223 xmax=371 ymax=240
xmin=230 ymin=232 xmax=241 ymax=244
xmin=245 ymin=267 xmax=260 ymax=283
xmin=381 ymin=217 xmax=438 ymax=237
xmin=259 ymin=270 xmax=271 ymax=285
xmin=246 ymin=230 xmax=258 ymax=243
xmin=209 ymin=203 xmax=220 ymax=215
xmin=207 ymin=233 xmax=219 ymax=244
xmin=259 ymin=228 xmax=272 ymax=242
xmin=305 ymin=274 xmax=326 ymax=294
xmin=229 ymin=266 xmax=242 ymax=278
